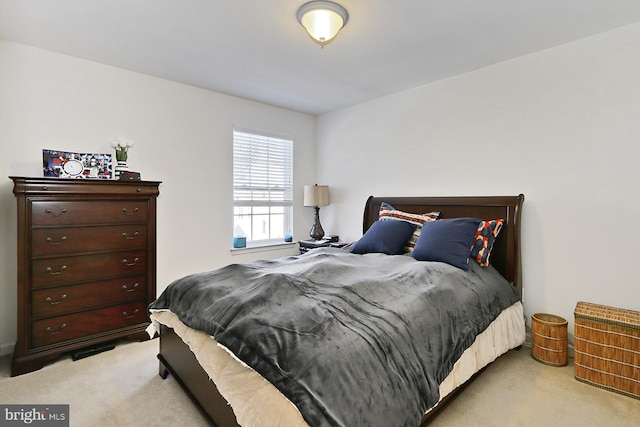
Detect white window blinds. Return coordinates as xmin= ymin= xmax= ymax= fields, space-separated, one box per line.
xmin=233 ymin=128 xmax=293 ymax=243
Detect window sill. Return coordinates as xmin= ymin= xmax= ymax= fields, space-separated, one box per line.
xmin=230 ymin=241 xmax=297 ymax=256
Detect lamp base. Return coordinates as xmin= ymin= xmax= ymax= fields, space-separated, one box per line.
xmin=309 ymin=206 xmax=325 ymax=240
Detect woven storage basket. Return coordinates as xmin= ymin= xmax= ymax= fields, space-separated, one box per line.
xmin=531 ymin=313 xmax=568 ymax=366
xmin=574 ymin=302 xmax=640 ymax=400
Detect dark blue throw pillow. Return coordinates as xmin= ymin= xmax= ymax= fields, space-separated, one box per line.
xmin=410 ymin=217 xmax=483 ymax=270
xmin=351 ymin=220 xmax=416 ymax=255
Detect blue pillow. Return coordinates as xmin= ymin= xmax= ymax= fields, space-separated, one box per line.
xmin=410 ymin=217 xmax=482 ymax=270
xmin=351 ymin=220 xmax=416 ymax=255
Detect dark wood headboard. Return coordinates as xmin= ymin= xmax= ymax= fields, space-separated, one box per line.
xmin=363 ymin=195 xmax=525 ymax=295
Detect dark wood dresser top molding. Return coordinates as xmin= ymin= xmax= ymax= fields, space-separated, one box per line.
xmin=10 ymin=176 xmax=161 ymax=196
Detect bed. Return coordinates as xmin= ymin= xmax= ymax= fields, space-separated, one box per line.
xmin=148 ymin=194 xmax=525 ymax=426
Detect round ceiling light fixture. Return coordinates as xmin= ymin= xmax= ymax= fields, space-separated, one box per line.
xmin=296 ymin=1 xmax=349 ymax=48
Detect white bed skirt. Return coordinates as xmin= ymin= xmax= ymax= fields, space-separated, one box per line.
xmin=149 ymin=301 xmax=525 ymax=426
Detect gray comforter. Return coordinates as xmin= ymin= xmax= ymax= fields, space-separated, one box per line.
xmin=149 ymin=248 xmax=521 ymax=427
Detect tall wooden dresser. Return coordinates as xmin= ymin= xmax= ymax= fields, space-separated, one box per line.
xmin=10 ymin=176 xmax=160 ymax=376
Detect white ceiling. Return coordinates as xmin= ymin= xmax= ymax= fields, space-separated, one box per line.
xmin=2 ymin=0 xmax=640 ymax=115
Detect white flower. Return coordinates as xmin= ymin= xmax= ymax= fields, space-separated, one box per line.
xmin=111 ymin=137 xmax=134 ymax=151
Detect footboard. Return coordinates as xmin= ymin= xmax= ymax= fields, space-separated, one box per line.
xmin=158 ymin=324 xmax=240 ymax=427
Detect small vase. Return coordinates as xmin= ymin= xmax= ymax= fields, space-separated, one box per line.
xmin=115 ymin=150 xmax=128 ymax=162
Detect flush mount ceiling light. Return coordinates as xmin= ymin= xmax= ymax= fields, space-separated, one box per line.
xmin=296 ymin=1 xmax=349 ymax=48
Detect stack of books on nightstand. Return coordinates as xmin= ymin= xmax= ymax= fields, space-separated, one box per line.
xmin=298 ymin=239 xmax=347 ymax=254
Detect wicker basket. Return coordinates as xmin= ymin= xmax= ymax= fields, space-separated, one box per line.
xmin=574 ymin=302 xmax=640 ymax=400
xmin=531 ymin=313 xmax=568 ymax=366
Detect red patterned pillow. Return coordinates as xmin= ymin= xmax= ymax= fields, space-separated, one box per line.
xmin=378 ymin=203 xmax=439 ymax=254
xmin=471 ymin=219 xmax=504 ymax=267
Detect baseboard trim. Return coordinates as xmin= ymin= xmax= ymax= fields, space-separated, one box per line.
xmin=0 ymin=342 xmax=15 ymax=357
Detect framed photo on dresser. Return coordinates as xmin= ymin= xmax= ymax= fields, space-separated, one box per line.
xmin=42 ymin=149 xmax=114 ymax=179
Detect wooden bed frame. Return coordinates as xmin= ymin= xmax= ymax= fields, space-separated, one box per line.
xmin=156 ymin=194 xmax=525 ymax=426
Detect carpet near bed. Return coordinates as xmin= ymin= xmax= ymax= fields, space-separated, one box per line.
xmin=1 ymin=339 xmax=638 ymax=427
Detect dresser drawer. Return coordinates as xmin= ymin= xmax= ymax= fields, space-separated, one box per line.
xmin=31 ymin=201 xmax=149 ymax=226
xmin=32 ymin=301 xmax=148 ymax=348
xmin=32 ymin=275 xmax=147 ymax=318
xmin=32 ymin=251 xmax=148 ymax=288
xmin=32 ymin=225 xmax=148 ymax=257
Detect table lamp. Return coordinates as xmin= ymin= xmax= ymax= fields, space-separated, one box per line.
xmin=303 ymin=184 xmax=330 ymax=240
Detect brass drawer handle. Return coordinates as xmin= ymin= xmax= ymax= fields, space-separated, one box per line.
xmin=121 ymin=207 xmax=139 ymax=215
xmin=121 ymin=257 xmax=139 ymax=267
xmin=45 ymin=294 xmax=68 ymax=305
xmin=122 ymin=283 xmax=139 ymax=293
xmin=46 ymin=265 xmax=67 ymax=275
xmin=121 ymin=231 xmax=139 ymax=240
xmin=45 ymin=208 xmax=67 ymax=217
xmin=45 ymin=324 xmax=67 ymax=334
xmin=123 ymin=309 xmax=139 ymax=319
xmin=46 ymin=236 xmax=67 ymax=245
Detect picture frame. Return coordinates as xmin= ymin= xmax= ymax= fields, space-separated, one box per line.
xmin=43 ymin=149 xmax=114 ymax=179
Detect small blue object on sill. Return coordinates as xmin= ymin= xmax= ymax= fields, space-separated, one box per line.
xmin=233 ymin=236 xmax=246 ymax=248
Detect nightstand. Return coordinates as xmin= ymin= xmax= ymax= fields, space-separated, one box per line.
xmin=298 ymin=239 xmax=348 ymax=254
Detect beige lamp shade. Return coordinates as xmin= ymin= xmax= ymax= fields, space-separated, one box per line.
xmin=304 ymin=185 xmax=330 ymax=207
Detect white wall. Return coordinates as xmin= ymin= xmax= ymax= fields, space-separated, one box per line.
xmin=316 ymin=23 xmax=640 ymax=336
xmin=0 ymin=41 xmax=316 ymax=354
xmin=3 ymin=22 xmax=640 ymax=356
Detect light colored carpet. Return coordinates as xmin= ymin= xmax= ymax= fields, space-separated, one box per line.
xmin=0 ymin=340 xmax=638 ymax=426
xmin=429 ymin=349 xmax=640 ymax=427
xmin=0 ymin=339 xmax=210 ymax=426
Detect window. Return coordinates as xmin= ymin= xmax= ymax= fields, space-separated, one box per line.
xmin=233 ymin=128 xmax=293 ymax=245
